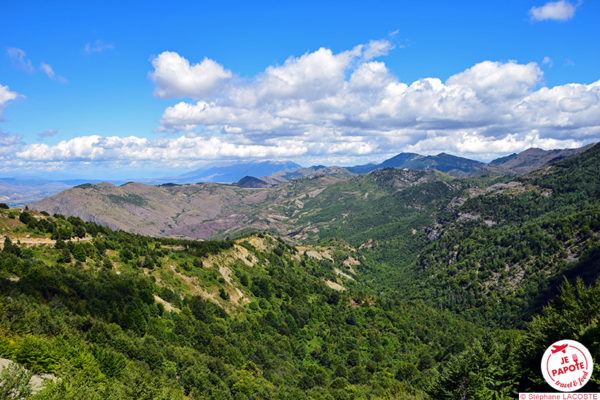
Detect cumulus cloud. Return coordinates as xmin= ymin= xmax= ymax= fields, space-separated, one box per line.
xmin=150 ymin=51 xmax=233 ymax=99
xmin=83 ymin=40 xmax=114 ymax=55
xmin=15 ymin=134 xmax=308 ymax=165
xmin=529 ymin=1 xmax=579 ymax=22
xmin=2 ymin=40 xmax=600 ymax=172
xmin=7 ymin=48 xmax=34 ymax=72
xmin=148 ymin=42 xmax=600 ymax=162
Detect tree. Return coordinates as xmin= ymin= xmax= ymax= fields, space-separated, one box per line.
xmin=73 ymin=225 xmax=86 ymax=239
xmin=2 ymin=236 xmax=21 ymax=258
xmin=59 ymin=248 xmax=72 ymax=264
xmin=0 ymin=361 xmax=33 ymax=399
xmin=72 ymin=244 xmax=87 ymax=262
xmin=218 ymin=288 xmax=230 ymax=301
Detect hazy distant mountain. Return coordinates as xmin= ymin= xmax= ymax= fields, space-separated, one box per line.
xmin=168 ymin=160 xmax=302 ymax=184
xmin=348 ymin=153 xmax=420 ymax=174
xmin=260 ymin=165 xmax=355 ymax=185
xmin=347 ymin=144 xmax=596 ymax=177
xmin=489 ymin=144 xmax=594 ymax=174
xmin=12 ymin=145 xmax=596 ymax=206
xmin=0 ymin=178 xmax=120 ymax=207
xmin=348 ymin=152 xmax=496 ymax=176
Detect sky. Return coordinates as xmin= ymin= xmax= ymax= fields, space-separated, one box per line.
xmin=1 ymin=0 xmax=599 ymax=179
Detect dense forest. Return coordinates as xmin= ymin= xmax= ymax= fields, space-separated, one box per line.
xmin=1 ymin=144 xmax=599 ymax=398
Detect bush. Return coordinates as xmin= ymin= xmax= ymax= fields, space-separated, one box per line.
xmin=0 ymin=361 xmax=33 ymax=399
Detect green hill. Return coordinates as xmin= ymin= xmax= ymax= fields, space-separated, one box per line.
xmin=3 ymin=144 xmax=600 ymax=398
xmin=0 ymin=208 xmax=481 ymax=399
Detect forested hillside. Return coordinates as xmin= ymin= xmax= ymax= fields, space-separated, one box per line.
xmin=0 ymin=209 xmax=480 ymax=399
xmin=410 ymin=142 xmax=600 ymax=325
xmin=2 ymin=144 xmax=600 ymax=399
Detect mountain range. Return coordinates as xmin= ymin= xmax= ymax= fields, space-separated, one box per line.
xmin=0 ymin=144 xmax=591 ymax=208
xmin=2 ymin=142 xmax=600 ymax=398
xmin=29 ymin=143 xmax=594 ymax=242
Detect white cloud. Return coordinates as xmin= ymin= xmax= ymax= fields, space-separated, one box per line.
xmin=0 ymin=131 xmax=23 ymax=159
xmin=6 ymin=48 xmax=34 ymax=72
xmin=0 ymin=84 xmax=20 ymax=106
xmin=40 ymin=62 xmax=55 ymax=78
xmin=362 ymin=39 xmax=395 ymax=61
xmin=83 ymin=40 xmax=114 ymax=55
xmin=15 ymin=134 xmax=307 ymax=164
xmin=446 ymin=61 xmax=542 ymax=99
xmin=529 ymin=1 xmax=579 ymax=22
xmin=0 ymin=84 xmax=22 ymax=118
xmin=542 ymin=56 xmax=553 ymax=67
xmin=150 ymin=51 xmax=233 ymax=99
xmin=6 ymin=48 xmax=66 ymax=82
xmin=40 ymin=62 xmax=67 ymax=83
xmin=2 ymin=40 xmax=599 ymax=172
xmin=149 ymin=41 xmax=600 ymax=163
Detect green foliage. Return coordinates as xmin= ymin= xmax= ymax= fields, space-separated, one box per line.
xmin=0 ymin=145 xmax=597 ymax=398
xmin=0 ymin=362 xmax=33 ymax=400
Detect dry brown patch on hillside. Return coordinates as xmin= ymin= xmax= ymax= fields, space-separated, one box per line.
xmin=153 ymin=295 xmax=179 ymax=313
xmin=325 ymin=280 xmax=345 ymax=291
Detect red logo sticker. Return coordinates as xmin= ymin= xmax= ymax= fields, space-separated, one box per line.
xmin=541 ymin=339 xmax=593 ymax=392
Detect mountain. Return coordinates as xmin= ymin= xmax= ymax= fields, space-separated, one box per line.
xmin=30 ymin=169 xmax=441 ymax=241
xmin=0 ymin=161 xmax=301 ymax=206
xmin=234 ymin=176 xmax=270 ymax=188
xmin=348 ymin=152 xmax=498 ymax=176
xmin=7 ymin=145 xmax=594 ymax=207
xmin=0 ymin=178 xmax=124 ymax=208
xmin=260 ymin=165 xmax=355 ymax=185
xmin=348 ymin=152 xmax=420 ymax=174
xmin=489 ymin=143 xmax=594 ymax=174
xmin=30 ymin=172 xmax=357 ymax=240
xmin=4 ymin=143 xmax=600 ymax=398
xmin=167 ymin=160 xmax=302 ymax=184
xmin=348 ymin=144 xmax=595 ymax=177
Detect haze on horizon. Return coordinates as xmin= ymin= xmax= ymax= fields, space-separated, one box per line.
xmin=1 ymin=0 xmax=599 ymax=180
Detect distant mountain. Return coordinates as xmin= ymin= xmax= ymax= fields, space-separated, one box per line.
xmin=13 ymin=145 xmax=596 ymax=206
xmin=0 ymin=178 xmax=122 ymax=207
xmin=348 ymin=152 xmax=496 ymax=176
xmin=234 ymin=176 xmax=270 ymax=188
xmin=348 ymin=153 xmax=419 ymax=174
xmin=168 ymin=160 xmax=302 ymax=184
xmin=30 ymin=168 xmax=435 ymax=240
xmin=489 ymin=144 xmax=594 ymax=174
xmin=347 ymin=144 xmax=596 ymax=177
xmin=260 ymin=165 xmax=355 ymax=185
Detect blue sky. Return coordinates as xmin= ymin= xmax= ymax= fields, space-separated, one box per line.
xmin=1 ymin=0 xmax=599 ymax=179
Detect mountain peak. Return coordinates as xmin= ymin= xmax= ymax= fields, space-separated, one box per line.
xmin=234 ymin=176 xmax=270 ymax=188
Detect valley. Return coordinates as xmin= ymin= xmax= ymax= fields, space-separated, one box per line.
xmin=1 ymin=143 xmax=599 ymax=398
